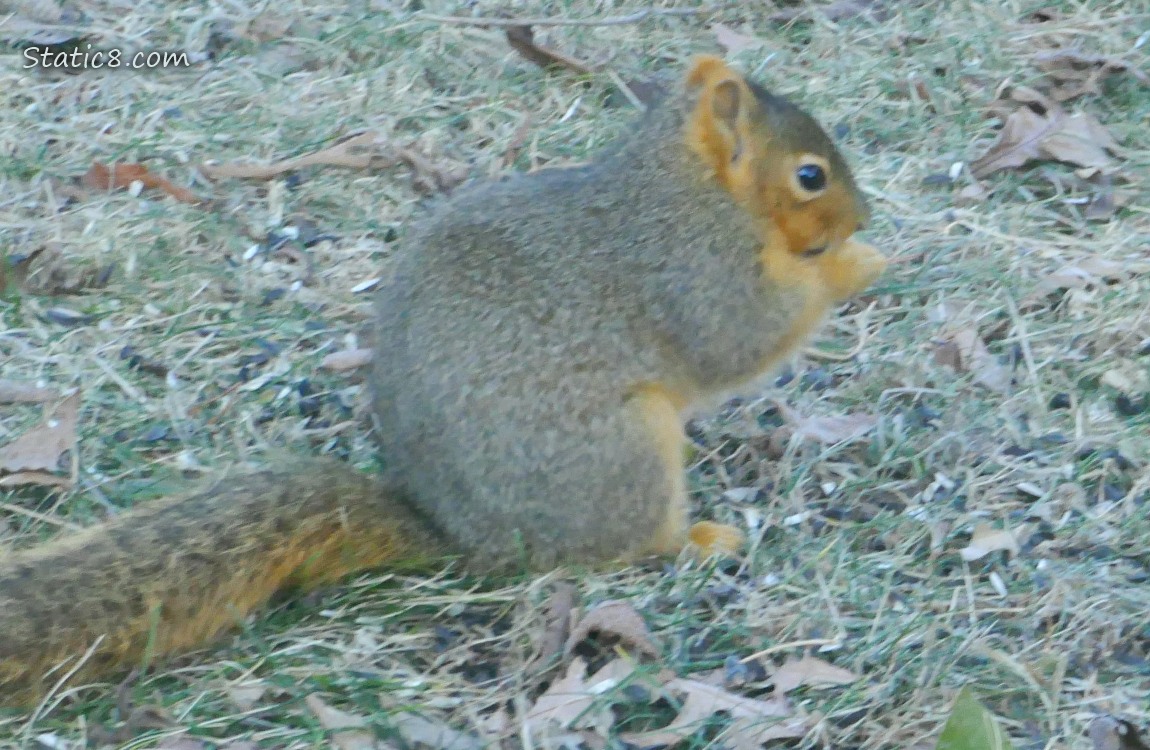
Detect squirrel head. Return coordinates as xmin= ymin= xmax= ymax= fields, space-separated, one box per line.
xmin=683 ymin=55 xmax=886 ymax=302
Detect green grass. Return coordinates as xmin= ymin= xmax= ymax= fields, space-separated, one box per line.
xmin=2 ymin=0 xmax=1149 ymax=747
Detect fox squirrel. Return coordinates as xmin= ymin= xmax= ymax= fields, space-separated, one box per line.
xmin=0 ymin=56 xmax=886 ymax=708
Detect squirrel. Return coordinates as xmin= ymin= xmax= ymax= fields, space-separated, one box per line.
xmin=0 ymin=55 xmax=886 ymax=708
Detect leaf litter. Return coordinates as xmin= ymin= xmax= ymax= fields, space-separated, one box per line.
xmin=971 ymin=88 xmax=1121 ymax=178
xmin=0 ymin=391 xmax=80 ymax=487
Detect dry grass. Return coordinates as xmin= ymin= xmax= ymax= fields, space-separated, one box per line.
xmin=1 ymin=0 xmax=1149 ymax=747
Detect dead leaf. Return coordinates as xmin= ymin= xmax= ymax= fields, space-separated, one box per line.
xmin=0 ymin=381 xmax=58 ymax=404
xmin=321 ymin=348 xmax=374 ymax=371
xmin=771 ymin=654 xmax=859 ymax=695
xmin=305 ymin=694 xmax=380 ymax=750
xmin=528 ymin=582 xmax=578 ymax=674
xmin=622 ymin=678 xmax=801 ymax=749
xmin=960 ymin=523 xmax=1020 ymax=561
xmin=154 ymin=737 xmax=208 ymax=750
xmin=388 ymin=710 xmax=484 ymax=750
xmin=81 ymin=162 xmax=202 ymax=205
xmin=225 ymin=681 xmax=268 ymax=712
xmin=1024 ymin=256 xmax=1138 ymax=305
xmin=770 ymin=0 xmax=880 ymax=24
xmin=1088 ymin=716 xmax=1150 ymax=750
xmin=971 ymin=100 xmax=1120 ymax=178
xmin=934 ymin=328 xmax=1011 ymax=393
xmin=0 ymin=391 xmax=80 ymax=479
xmin=775 ymin=402 xmax=879 ymax=445
xmin=201 ymin=131 xmax=392 ymax=180
xmin=1101 ymin=361 xmax=1149 ymax=396
xmin=1035 ymin=50 xmax=1149 ymax=102
xmin=505 ymin=25 xmax=596 ymax=75
xmin=396 ymin=147 xmax=468 ymax=196
xmin=525 ymin=657 xmax=639 ymax=733
xmin=0 ymin=471 xmax=73 ymax=488
xmin=712 ymin=23 xmax=760 ymax=54
xmin=565 ymin=599 xmax=661 ymax=658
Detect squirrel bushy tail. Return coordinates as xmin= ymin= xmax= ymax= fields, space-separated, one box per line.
xmin=0 ymin=460 xmax=441 ymax=707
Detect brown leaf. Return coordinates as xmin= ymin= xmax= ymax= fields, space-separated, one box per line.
xmin=389 ymin=711 xmax=484 ymax=750
xmin=971 ymin=102 xmax=1119 ymax=178
xmin=1035 ymin=50 xmax=1149 ymax=102
xmin=201 ymin=131 xmax=392 ymax=180
xmin=935 ymin=328 xmax=1011 ymax=393
xmin=528 ymin=582 xmax=578 ymax=673
xmin=0 ymin=391 xmax=80 ymax=478
xmin=775 ymin=402 xmax=879 ymax=445
xmin=0 ymin=380 xmax=58 ymax=404
xmin=960 ymin=523 xmax=1020 ymax=561
xmin=525 ymin=657 xmax=639 ymax=733
xmin=622 ymin=678 xmax=800 ymax=749
xmin=505 ymin=25 xmax=596 ymax=75
xmin=0 ymin=471 xmax=73 ymax=488
xmin=771 ymin=655 xmax=858 ymax=695
xmin=1024 ymin=256 xmax=1138 ymax=305
xmin=1089 ymin=716 xmax=1150 ymax=750
xmin=305 ymin=694 xmax=381 ymax=750
xmin=154 ymin=738 xmax=208 ymax=750
xmin=320 ymin=348 xmax=374 ymax=371
xmin=81 ymin=162 xmax=203 ymax=205
xmin=565 ymin=599 xmax=661 ymax=658
xmin=712 ymin=23 xmax=760 ymax=54
xmin=396 ymin=147 xmax=468 ymax=196
xmin=770 ymin=0 xmax=880 ymax=24
xmin=225 ymin=681 xmax=268 ymax=712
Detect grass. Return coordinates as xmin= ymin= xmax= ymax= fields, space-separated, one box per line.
xmin=2 ymin=0 xmax=1149 ymax=747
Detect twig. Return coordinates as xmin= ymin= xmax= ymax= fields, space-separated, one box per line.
xmin=419 ymin=7 xmax=712 ymax=28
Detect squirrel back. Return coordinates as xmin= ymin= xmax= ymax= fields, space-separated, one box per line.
xmin=0 ymin=55 xmax=885 ymax=708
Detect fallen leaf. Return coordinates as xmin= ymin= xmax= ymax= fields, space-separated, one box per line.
xmin=81 ymin=162 xmax=202 ymax=205
xmin=525 ymin=657 xmax=639 ymax=733
xmin=937 ymin=687 xmax=1014 ymax=750
xmin=771 ymin=654 xmax=859 ymax=695
xmin=1088 ymin=716 xmax=1150 ymax=750
xmin=1101 ymin=361 xmax=1149 ymax=396
xmin=935 ymin=328 xmax=1012 ymax=393
xmin=154 ymin=737 xmax=208 ymax=750
xmin=0 ymin=381 xmax=58 ymax=404
xmin=775 ymin=402 xmax=879 ymax=445
xmin=201 ymin=131 xmax=391 ymax=180
xmin=960 ymin=523 xmax=1020 ymax=562
xmin=622 ymin=678 xmax=801 ymax=749
xmin=1024 ymin=256 xmax=1139 ymax=305
xmin=0 ymin=391 xmax=80 ymax=479
xmin=971 ymin=100 xmax=1120 ymax=178
xmin=712 ymin=23 xmax=760 ymax=54
xmin=770 ymin=0 xmax=880 ymax=24
xmin=396 ymin=147 xmax=468 ymax=196
xmin=0 ymin=471 xmax=72 ymax=488
xmin=321 ymin=348 xmax=374 ymax=371
xmin=505 ymin=25 xmax=596 ymax=75
xmin=1034 ymin=50 xmax=1149 ymax=102
xmin=305 ymin=694 xmax=379 ymax=750
xmin=528 ymin=582 xmax=578 ymax=673
xmin=388 ymin=710 xmax=484 ymax=750
xmin=225 ymin=681 xmax=268 ymax=712
xmin=565 ymin=599 xmax=661 ymax=659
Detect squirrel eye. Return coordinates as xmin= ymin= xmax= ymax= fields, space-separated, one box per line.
xmin=795 ymin=163 xmax=827 ymax=193
xmin=801 ymin=244 xmax=828 ymax=258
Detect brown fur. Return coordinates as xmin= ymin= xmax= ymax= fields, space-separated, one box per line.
xmin=0 ymin=55 xmax=885 ymax=707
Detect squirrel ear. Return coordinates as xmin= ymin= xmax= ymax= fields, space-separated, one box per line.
xmin=684 ymin=56 xmax=748 ymax=169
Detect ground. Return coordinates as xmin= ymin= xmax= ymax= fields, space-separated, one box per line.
xmin=1 ymin=0 xmax=1149 ymax=748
